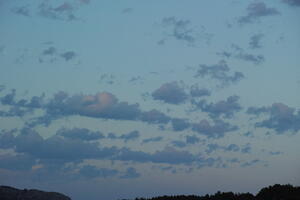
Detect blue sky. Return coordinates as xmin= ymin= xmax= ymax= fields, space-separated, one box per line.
xmin=0 ymin=0 xmax=300 ymax=200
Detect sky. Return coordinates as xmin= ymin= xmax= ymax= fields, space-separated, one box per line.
xmin=0 ymin=0 xmax=300 ymax=199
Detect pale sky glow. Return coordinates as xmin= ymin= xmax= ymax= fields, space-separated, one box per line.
xmin=0 ymin=1 xmax=300 ymax=200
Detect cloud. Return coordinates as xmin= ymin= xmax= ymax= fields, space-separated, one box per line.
xmin=0 ymin=90 xmax=174 ymax=128
xmin=231 ymin=44 xmax=265 ymax=65
xmin=191 ymin=95 xmax=242 ymax=119
xmin=185 ymin=135 xmax=201 ymax=144
xmin=205 ymin=143 xmax=240 ymax=154
xmin=142 ymin=136 xmax=163 ymax=144
xmin=194 ymin=60 xmax=244 ymax=86
xmin=152 ymin=81 xmax=188 ymax=104
xmin=79 ymin=165 xmax=118 ymax=178
xmin=171 ymin=118 xmax=190 ymax=131
xmin=42 ymin=47 xmax=56 ymax=56
xmin=57 ymin=128 xmax=105 ymax=141
xmin=241 ymin=159 xmax=260 ymax=167
xmin=172 ymin=140 xmax=187 ymax=148
xmin=238 ymin=2 xmax=280 ymax=24
xmin=236 ymin=53 xmax=265 ymax=65
xmin=248 ymin=103 xmax=300 ymax=134
xmin=60 ymin=51 xmax=76 ymax=61
xmin=40 ymin=46 xmax=77 ymax=63
xmin=241 ymin=143 xmax=251 ymax=153
xmin=190 ymin=85 xmax=211 ymax=98
xmin=0 ymin=154 xmax=36 ymax=171
xmin=44 ymin=91 xmax=141 ymax=121
xmin=0 ymin=128 xmax=118 ymax=162
xmin=192 ymin=119 xmax=238 ymax=138
xmin=282 ymin=0 xmax=300 ymax=7
xmin=161 ymin=17 xmax=196 ymax=46
xmin=249 ymin=33 xmax=264 ymax=49
xmin=118 ymin=130 xmax=140 ymax=142
xmin=120 ymin=167 xmax=141 ymax=179
xmin=11 ymin=6 xmax=30 ymax=17
xmin=115 ymin=146 xmax=214 ymax=166
xmin=140 ymin=109 xmax=171 ymax=124
xmin=38 ymin=1 xmax=76 ymax=21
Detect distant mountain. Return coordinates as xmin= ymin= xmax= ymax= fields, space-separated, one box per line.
xmin=0 ymin=185 xmax=71 ymax=200
xmin=133 ymin=184 xmax=300 ymax=200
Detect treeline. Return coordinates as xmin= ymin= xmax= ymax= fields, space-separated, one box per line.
xmin=132 ymin=184 xmax=300 ymax=200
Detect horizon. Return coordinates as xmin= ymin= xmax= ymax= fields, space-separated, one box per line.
xmin=0 ymin=1 xmax=300 ymax=200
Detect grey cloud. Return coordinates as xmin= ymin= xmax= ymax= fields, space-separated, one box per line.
xmin=190 ymin=85 xmax=211 ymax=98
xmin=238 ymin=2 xmax=280 ymax=24
xmin=192 ymin=119 xmax=238 ymax=138
xmin=0 ymin=154 xmax=36 ymax=171
xmin=282 ymin=0 xmax=300 ymax=6
xmin=120 ymin=167 xmax=141 ymax=179
xmin=11 ymin=6 xmax=30 ymax=17
xmin=38 ymin=2 xmax=76 ymax=21
xmin=140 ymin=109 xmax=171 ymax=124
xmin=0 ymin=85 xmax=5 ymax=92
xmin=241 ymin=159 xmax=260 ymax=167
xmin=42 ymin=47 xmax=56 ymax=55
xmin=172 ymin=140 xmax=187 ymax=148
xmin=2 ymin=128 xmax=117 ymax=162
xmin=122 ymin=8 xmax=133 ymax=14
xmin=251 ymin=103 xmax=300 ymax=134
xmin=161 ymin=17 xmax=196 ymax=45
xmin=0 ymin=128 xmax=221 ymax=172
xmin=60 ymin=51 xmax=76 ymax=61
xmin=0 ymin=106 xmax=33 ymax=117
xmin=0 ymin=90 xmax=174 ymax=128
xmin=236 ymin=53 xmax=264 ymax=65
xmin=205 ymin=143 xmax=240 ymax=154
xmin=247 ymin=106 xmax=269 ymax=115
xmin=185 ymin=135 xmax=201 ymax=144
xmin=231 ymin=44 xmax=265 ymax=65
xmin=191 ymin=95 xmax=242 ymax=119
xmin=79 ymin=165 xmax=118 ymax=178
xmin=249 ymin=33 xmax=264 ymax=49
xmin=194 ymin=60 xmax=244 ymax=86
xmin=171 ymin=118 xmax=190 ymax=131
xmin=142 ymin=136 xmax=163 ymax=144
xmin=152 ymin=81 xmax=188 ymax=104
xmin=241 ymin=143 xmax=251 ymax=153
xmin=0 ymin=130 xmax=16 ymax=149
xmin=44 ymin=91 xmax=141 ymax=121
xmin=57 ymin=128 xmax=105 ymax=141
xmin=119 ymin=130 xmax=140 ymax=142
xmin=115 ymin=147 xmax=211 ymax=166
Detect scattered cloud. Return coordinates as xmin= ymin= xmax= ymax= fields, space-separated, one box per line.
xmin=161 ymin=17 xmax=196 ymax=46
xmin=120 ymin=167 xmax=141 ymax=179
xmin=190 ymin=84 xmax=211 ymax=98
xmin=185 ymin=135 xmax=202 ymax=145
xmin=79 ymin=165 xmax=118 ymax=178
xmin=249 ymin=33 xmax=264 ymax=49
xmin=194 ymin=60 xmax=244 ymax=86
xmin=152 ymin=81 xmax=188 ymax=104
xmin=11 ymin=5 xmax=30 ymax=17
xmin=248 ymin=103 xmax=300 ymax=134
xmin=238 ymin=2 xmax=280 ymax=24
xmin=191 ymin=95 xmax=242 ymax=119
xmin=57 ymin=128 xmax=105 ymax=141
xmin=119 ymin=131 xmax=140 ymax=142
xmin=192 ymin=119 xmax=238 ymax=138
xmin=282 ymin=0 xmax=300 ymax=7
xmin=142 ymin=136 xmax=163 ymax=144
xmin=220 ymin=44 xmax=265 ymax=65
xmin=171 ymin=118 xmax=190 ymax=131
xmin=60 ymin=51 xmax=76 ymax=61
